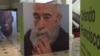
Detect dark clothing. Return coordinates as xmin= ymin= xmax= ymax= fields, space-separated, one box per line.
xmin=24 ymin=27 xmax=69 ymax=56
xmin=1 ymin=27 xmax=12 ymax=37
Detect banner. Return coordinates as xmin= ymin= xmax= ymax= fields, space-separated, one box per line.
xmin=80 ymin=0 xmax=100 ymax=56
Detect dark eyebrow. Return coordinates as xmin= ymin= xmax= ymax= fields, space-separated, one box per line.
xmin=33 ymin=12 xmax=39 ymax=16
xmin=43 ymin=13 xmax=51 ymax=17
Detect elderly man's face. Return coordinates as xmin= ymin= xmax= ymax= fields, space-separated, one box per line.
xmin=31 ymin=3 xmax=62 ymax=45
xmin=0 ymin=11 xmax=13 ymax=31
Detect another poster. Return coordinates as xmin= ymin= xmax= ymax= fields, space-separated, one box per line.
xmin=80 ymin=0 xmax=100 ymax=56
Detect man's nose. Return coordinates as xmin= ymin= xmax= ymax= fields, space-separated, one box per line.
xmin=37 ymin=18 xmax=45 ymax=30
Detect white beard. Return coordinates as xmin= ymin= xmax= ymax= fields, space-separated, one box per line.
xmin=30 ymin=25 xmax=59 ymax=46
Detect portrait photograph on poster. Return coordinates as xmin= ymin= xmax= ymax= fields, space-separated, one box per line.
xmin=0 ymin=10 xmax=18 ymax=42
xmin=23 ymin=3 xmax=69 ymax=56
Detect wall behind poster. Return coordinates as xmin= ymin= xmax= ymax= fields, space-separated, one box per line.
xmin=80 ymin=0 xmax=100 ymax=56
xmin=12 ymin=11 xmax=17 ymax=36
xmin=23 ymin=3 xmax=33 ymax=34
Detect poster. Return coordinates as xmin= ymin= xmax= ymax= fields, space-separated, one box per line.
xmin=19 ymin=3 xmax=69 ymax=56
xmin=80 ymin=0 xmax=100 ymax=56
xmin=0 ymin=10 xmax=18 ymax=56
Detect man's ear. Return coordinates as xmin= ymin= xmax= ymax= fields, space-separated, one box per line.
xmin=56 ymin=13 xmax=62 ymax=23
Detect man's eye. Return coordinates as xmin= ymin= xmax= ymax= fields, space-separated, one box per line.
xmin=44 ymin=16 xmax=50 ymax=20
xmin=7 ymin=16 xmax=11 ymax=18
xmin=34 ymin=15 xmax=40 ymax=19
xmin=34 ymin=16 xmax=40 ymax=19
xmin=2 ymin=16 xmax=5 ymax=19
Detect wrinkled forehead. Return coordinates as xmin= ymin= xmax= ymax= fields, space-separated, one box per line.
xmin=3 ymin=11 xmax=12 ymax=16
xmin=34 ymin=3 xmax=58 ymax=13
